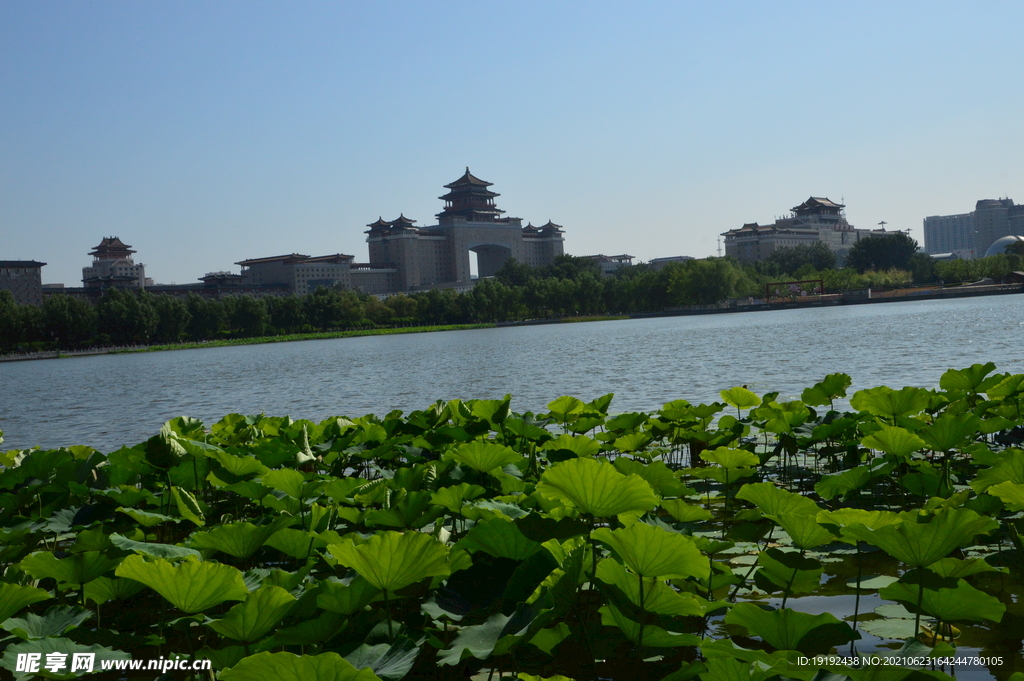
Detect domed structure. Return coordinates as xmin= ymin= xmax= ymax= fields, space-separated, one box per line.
xmin=983 ymin=234 xmax=1024 ymax=258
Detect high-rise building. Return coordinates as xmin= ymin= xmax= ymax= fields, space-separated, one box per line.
xmin=924 ymin=198 xmax=1024 ymax=259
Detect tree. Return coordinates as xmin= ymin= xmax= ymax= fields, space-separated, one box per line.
xmin=42 ymin=294 xmax=97 ymax=348
xmin=96 ymin=289 xmax=158 ymax=345
xmin=758 ymin=242 xmax=837 ymax=277
xmin=229 ymin=295 xmax=270 ymax=337
xmin=151 ymin=294 xmax=191 ymax=343
xmin=186 ymin=293 xmax=225 ymax=340
xmin=846 ymin=233 xmax=919 ymax=273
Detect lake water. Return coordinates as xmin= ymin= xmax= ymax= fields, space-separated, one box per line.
xmin=2 ymin=295 xmax=1023 ymax=452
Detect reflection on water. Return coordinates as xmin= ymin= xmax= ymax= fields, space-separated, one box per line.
xmin=2 ymin=295 xmax=1023 ymax=451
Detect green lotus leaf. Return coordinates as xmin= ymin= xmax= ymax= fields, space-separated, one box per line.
xmin=987 ymin=481 xmax=1024 ymax=511
xmin=208 ymin=449 xmax=270 ymax=478
xmin=857 ymin=617 xmax=919 ymax=640
xmin=536 ymin=457 xmax=658 ymax=518
xmin=0 ymin=583 xmax=50 ymax=622
xmin=83 ymin=576 xmax=145 ymax=605
xmin=919 ymin=413 xmax=982 ymax=452
xmin=735 ymin=482 xmax=819 ymax=517
xmin=842 ymin=508 xmax=998 ymax=568
xmin=850 ymin=385 xmax=931 ymax=420
xmin=599 ymin=602 xmax=703 ymax=647
xmin=260 ymin=468 xmax=307 ymax=499
xmin=455 ymin=518 xmax=542 ymax=560
xmin=591 ymin=522 xmax=704 ymax=579
xmin=814 ymin=461 xmax=892 ymax=500
xmin=365 ymin=490 xmax=444 ymax=529
xmin=1 ymin=605 xmax=91 ymax=640
xmin=437 ymin=611 xmax=532 ymax=666
xmin=207 ymin=585 xmax=297 ymax=642
xmin=720 ymin=387 xmax=760 ymax=412
xmin=344 ymin=636 xmax=419 ymax=681
xmin=816 ymin=508 xmax=902 ymax=533
xmin=546 ymin=396 xmax=586 ymax=423
xmin=986 ymin=373 xmax=1024 ymax=399
xmin=20 ymin=551 xmax=121 ymax=587
xmin=109 ymin=533 xmax=202 ymax=560
xmin=189 ymin=516 xmax=295 ymax=559
xmin=699 ymin=638 xmax=817 ymax=680
xmin=861 ymin=425 xmax=925 ymax=459
xmin=801 ymin=373 xmax=852 ymax=408
xmin=773 ymin=512 xmax=834 ymax=551
xmin=116 ymin=507 xmax=178 ymax=527
xmin=595 ymin=558 xmax=705 ymax=617
xmin=171 ymin=486 xmax=205 ymax=527
xmin=265 ymin=528 xmax=327 ymax=560
xmin=526 ymin=623 xmax=572 ymax=655
xmin=328 ymin=531 xmax=450 ymax=592
xmin=0 ymin=637 xmax=130 ymax=680
xmin=752 ymin=548 xmax=822 ymax=595
xmin=846 ymin=575 xmax=899 ymax=590
xmin=971 ymin=450 xmax=1024 ymax=492
xmin=700 ymin=447 xmax=759 ymax=470
xmin=450 ymin=441 xmax=522 ymax=473
xmin=615 ymin=458 xmax=690 ymax=497
xmin=927 ymin=557 xmax=1004 ymax=579
xmin=613 ymin=432 xmax=653 ymax=453
xmin=115 ymin=554 xmax=248 ymax=613
xmin=544 ymin=434 xmax=601 ymax=458
xmin=430 ymin=483 xmax=486 ymax=512
xmin=940 ymin=362 xmax=998 ymax=393
xmin=880 ymin=570 xmax=1006 ymax=623
xmin=725 ymin=603 xmax=858 ymax=654
xmin=220 ymin=651 xmax=381 ymax=681
xmin=661 ymin=499 xmax=712 ymax=523
xmin=316 ymin=576 xmax=381 ymax=615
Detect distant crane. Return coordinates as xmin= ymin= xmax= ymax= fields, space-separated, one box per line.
xmin=878 ymin=221 xmax=887 ymax=231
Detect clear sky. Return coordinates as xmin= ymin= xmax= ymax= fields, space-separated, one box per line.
xmin=2 ymin=2 xmax=1022 ymax=286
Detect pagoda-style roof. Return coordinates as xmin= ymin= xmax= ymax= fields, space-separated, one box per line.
xmin=89 ymin=236 xmax=136 ymax=258
xmin=538 ymin=220 xmax=564 ymax=231
xmin=366 ymin=217 xmax=391 ymax=229
xmin=444 ymin=167 xmax=493 ymax=189
xmin=792 ymin=197 xmax=844 ymax=214
xmin=389 ymin=214 xmax=417 ymax=227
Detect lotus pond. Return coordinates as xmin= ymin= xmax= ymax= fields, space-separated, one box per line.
xmin=2 ymin=364 xmax=1024 ymax=681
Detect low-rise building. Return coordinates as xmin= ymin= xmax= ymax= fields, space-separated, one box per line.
xmin=0 ymin=260 xmax=46 ymax=305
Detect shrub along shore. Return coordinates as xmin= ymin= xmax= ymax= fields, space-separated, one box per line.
xmin=1 ymin=364 xmax=1023 ymax=679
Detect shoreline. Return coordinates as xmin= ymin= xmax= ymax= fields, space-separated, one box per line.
xmin=2 ymin=282 xmax=1021 ymax=363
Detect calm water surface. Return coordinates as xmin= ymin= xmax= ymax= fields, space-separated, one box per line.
xmin=2 ymin=295 xmax=1023 ymax=451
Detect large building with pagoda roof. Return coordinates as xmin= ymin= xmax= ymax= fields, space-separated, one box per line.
xmin=360 ymin=169 xmax=565 ymax=292
xmin=82 ymin=237 xmax=153 ymax=289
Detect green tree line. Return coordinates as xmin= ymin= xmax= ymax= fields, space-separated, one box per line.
xmin=2 ymin=236 xmax=1021 ymax=352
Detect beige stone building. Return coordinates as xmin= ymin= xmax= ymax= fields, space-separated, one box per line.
xmin=82 ymin=237 xmax=152 ymax=288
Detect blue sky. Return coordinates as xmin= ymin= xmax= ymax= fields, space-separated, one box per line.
xmin=2 ymin=2 xmax=1022 ymax=286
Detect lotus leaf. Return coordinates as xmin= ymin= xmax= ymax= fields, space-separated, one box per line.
xmin=591 ymin=522 xmax=704 ymax=579
xmin=546 ymin=396 xmax=586 ymax=424
xmin=265 ymin=528 xmax=327 ymax=560
xmin=815 ymin=462 xmax=891 ymax=500
xmin=544 ymin=433 xmax=601 ymax=458
xmin=919 ymin=413 xmax=982 ymax=452
xmin=109 ymin=533 xmax=202 ymax=560
xmin=927 ymin=557 xmax=1004 ymax=579
xmin=735 ymin=483 xmax=819 ymax=517
xmin=115 ymin=554 xmax=248 ymax=613
xmin=536 ymin=457 xmax=658 ymax=518
xmin=116 ymin=507 xmax=178 ymax=527
xmin=207 ymin=585 xmax=297 ymax=642
xmin=661 ymin=499 xmax=712 ymax=523
xmin=220 ymin=651 xmax=381 ymax=681
xmin=316 ymin=576 xmax=381 ymax=615
xmin=986 ymin=373 xmax=1024 ymax=399
xmin=1 ymin=605 xmax=91 ymax=640
xmin=437 ymin=612 xmax=529 ymax=666
xmin=752 ymin=548 xmax=822 ymax=595
xmin=841 ymin=508 xmax=998 ymax=568
xmin=189 ymin=516 xmax=295 ymax=559
xmin=261 ymin=468 xmax=307 ymax=498
xmin=861 ymin=425 xmax=925 ymax=459
xmin=987 ymin=480 xmax=1024 ymax=511
xmin=454 ymin=518 xmax=542 ymax=560
xmin=614 ymin=432 xmax=653 ymax=453
xmin=0 ymin=583 xmax=50 ymax=622
xmin=208 ymin=449 xmax=270 ymax=478
xmin=700 ymin=447 xmax=759 ymax=470
xmin=616 ymin=458 xmax=691 ymax=497
xmin=596 ymin=558 xmax=705 ymax=617
xmin=83 ymin=576 xmax=145 ymax=605
xmin=801 ymin=373 xmax=852 ymax=408
xmin=880 ymin=571 xmax=1006 ymax=623
xmin=344 ymin=636 xmax=419 ymax=681
xmin=430 ymin=483 xmax=486 ymax=512
xmin=20 ymin=551 xmax=121 ymax=586
xmin=720 ymin=387 xmax=760 ymax=414
xmin=850 ymin=386 xmax=931 ymax=421
xmin=328 ymin=531 xmax=450 ymax=592
xmin=365 ymin=490 xmax=443 ymax=529
xmin=940 ymin=362 xmax=998 ymax=393
xmin=171 ymin=486 xmax=205 ymax=527
xmin=773 ymin=513 xmax=834 ymax=551
xmin=816 ymin=508 xmax=902 ymax=541
xmin=970 ymin=450 xmax=1024 ymax=492
xmin=725 ymin=603 xmax=858 ymax=654
xmin=450 ymin=441 xmax=521 ymax=473
xmin=599 ymin=601 xmax=703 ymax=647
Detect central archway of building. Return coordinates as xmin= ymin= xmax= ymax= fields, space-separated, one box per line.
xmin=469 ymin=243 xmax=513 ymax=279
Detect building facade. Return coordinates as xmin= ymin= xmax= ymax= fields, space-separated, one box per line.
xmin=82 ymin=237 xmax=152 ymax=289
xmin=0 ymin=260 xmax=46 ymax=305
xmin=924 ymin=198 xmax=1024 ymax=259
xmin=363 ymin=169 xmax=565 ymax=291
xmin=722 ymin=197 xmax=888 ymax=265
